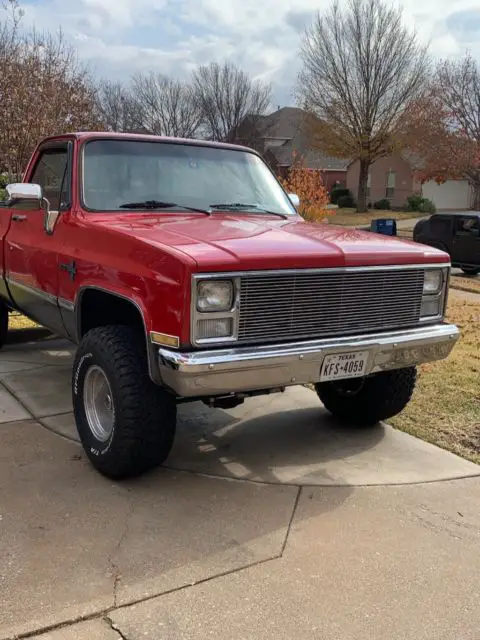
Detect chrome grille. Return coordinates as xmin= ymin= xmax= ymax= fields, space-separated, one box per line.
xmin=238 ymin=269 xmax=425 ymax=344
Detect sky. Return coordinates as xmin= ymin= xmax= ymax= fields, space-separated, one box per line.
xmin=15 ymin=0 xmax=480 ymax=107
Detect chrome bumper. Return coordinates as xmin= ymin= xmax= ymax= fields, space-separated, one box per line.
xmin=157 ymin=323 xmax=459 ymax=397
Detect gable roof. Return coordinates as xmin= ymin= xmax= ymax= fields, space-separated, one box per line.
xmin=252 ymin=107 xmax=350 ymax=171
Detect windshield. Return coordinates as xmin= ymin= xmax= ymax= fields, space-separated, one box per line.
xmin=82 ymin=139 xmax=297 ymax=215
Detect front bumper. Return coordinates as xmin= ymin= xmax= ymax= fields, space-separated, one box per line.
xmin=157 ymin=323 xmax=459 ymax=397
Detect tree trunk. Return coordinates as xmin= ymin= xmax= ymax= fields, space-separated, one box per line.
xmin=472 ymin=181 xmax=480 ymax=210
xmin=357 ymin=159 xmax=370 ymax=213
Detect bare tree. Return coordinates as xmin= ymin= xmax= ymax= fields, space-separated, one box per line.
xmin=96 ymin=80 xmax=142 ymax=133
xmin=130 ymin=72 xmax=202 ymax=138
xmin=436 ymin=56 xmax=480 ymax=209
xmin=192 ymin=61 xmax=271 ymax=143
xmin=297 ymin=0 xmax=429 ymax=212
xmin=0 ymin=1 xmax=101 ymax=177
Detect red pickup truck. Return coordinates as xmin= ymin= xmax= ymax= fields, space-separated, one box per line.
xmin=0 ymin=132 xmax=459 ymax=479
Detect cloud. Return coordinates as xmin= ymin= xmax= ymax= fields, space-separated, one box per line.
xmin=446 ymin=9 xmax=480 ymax=44
xmin=15 ymin=0 xmax=480 ymax=106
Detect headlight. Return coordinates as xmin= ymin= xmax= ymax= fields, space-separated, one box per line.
xmin=423 ymin=269 xmax=443 ymax=294
xmin=197 ymin=280 xmax=233 ymax=313
xmin=420 ymin=268 xmax=447 ymax=319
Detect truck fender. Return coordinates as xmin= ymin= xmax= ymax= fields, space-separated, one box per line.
xmin=74 ymin=286 xmax=162 ymax=385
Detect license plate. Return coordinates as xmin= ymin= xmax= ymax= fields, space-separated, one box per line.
xmin=320 ymin=351 xmax=369 ymax=382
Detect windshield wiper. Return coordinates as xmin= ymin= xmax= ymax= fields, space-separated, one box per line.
xmin=209 ymin=203 xmax=289 ymax=219
xmin=119 ymin=200 xmax=211 ymax=215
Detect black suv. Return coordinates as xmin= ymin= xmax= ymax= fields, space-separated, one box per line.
xmin=413 ymin=212 xmax=480 ymax=275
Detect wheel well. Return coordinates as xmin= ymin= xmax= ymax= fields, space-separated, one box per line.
xmin=78 ymin=289 xmax=146 ymax=340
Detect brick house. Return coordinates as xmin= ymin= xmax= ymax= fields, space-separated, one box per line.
xmin=347 ymin=152 xmax=474 ymax=210
xmin=236 ymin=107 xmax=349 ymax=192
xmin=346 ymin=152 xmax=424 ymax=209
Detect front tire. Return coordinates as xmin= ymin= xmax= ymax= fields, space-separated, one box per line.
xmin=72 ymin=325 xmax=176 ymax=479
xmin=0 ymin=302 xmax=8 ymax=350
xmin=315 ymin=367 xmax=417 ymax=426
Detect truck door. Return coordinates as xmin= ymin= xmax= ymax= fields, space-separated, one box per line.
xmin=452 ymin=215 xmax=480 ymax=268
xmin=4 ymin=141 xmax=71 ymax=334
xmin=0 ymin=201 xmax=13 ymax=302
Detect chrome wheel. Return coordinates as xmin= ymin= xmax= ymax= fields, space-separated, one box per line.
xmin=83 ymin=365 xmax=115 ymax=442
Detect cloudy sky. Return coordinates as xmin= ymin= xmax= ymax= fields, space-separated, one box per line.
xmin=17 ymin=0 xmax=480 ymax=106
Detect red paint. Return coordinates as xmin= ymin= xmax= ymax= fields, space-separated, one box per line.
xmin=1 ymin=132 xmax=450 ymax=348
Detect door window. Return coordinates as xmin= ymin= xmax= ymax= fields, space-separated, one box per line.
xmin=30 ymin=147 xmax=69 ymax=211
xmin=454 ymin=217 xmax=480 ymax=237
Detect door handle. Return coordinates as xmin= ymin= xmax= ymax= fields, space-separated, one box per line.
xmin=12 ymin=214 xmax=27 ymax=222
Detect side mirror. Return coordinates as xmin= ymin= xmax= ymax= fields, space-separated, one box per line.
xmin=288 ymin=193 xmax=300 ymax=208
xmin=6 ymin=183 xmax=43 ymax=207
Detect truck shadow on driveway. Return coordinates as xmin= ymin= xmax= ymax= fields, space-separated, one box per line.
xmin=0 ymin=335 xmax=387 ymax=490
xmin=172 ymin=400 xmax=386 ymax=486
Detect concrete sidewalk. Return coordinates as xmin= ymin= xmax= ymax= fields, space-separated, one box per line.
xmin=1 ymin=335 xmax=479 ymax=639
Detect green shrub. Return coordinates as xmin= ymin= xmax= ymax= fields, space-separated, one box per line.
xmin=330 ymin=187 xmax=352 ymax=204
xmin=0 ymin=188 xmax=6 ymax=201
xmin=419 ymin=198 xmax=436 ymax=214
xmin=337 ymin=194 xmax=356 ymax=208
xmin=406 ymin=194 xmax=423 ymax=211
xmin=406 ymin=194 xmax=436 ymax=214
xmin=374 ymin=198 xmax=391 ymax=210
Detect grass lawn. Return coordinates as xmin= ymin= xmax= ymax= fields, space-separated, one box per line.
xmin=390 ymin=293 xmax=480 ymax=464
xmin=325 ymin=208 xmax=425 ymax=226
xmin=448 ymin=275 xmax=480 ymax=295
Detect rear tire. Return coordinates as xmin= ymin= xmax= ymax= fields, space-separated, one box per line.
xmin=0 ymin=302 xmax=8 ymax=350
xmin=461 ymin=267 xmax=480 ymax=276
xmin=72 ymin=325 xmax=176 ymax=479
xmin=315 ymin=367 xmax=417 ymax=426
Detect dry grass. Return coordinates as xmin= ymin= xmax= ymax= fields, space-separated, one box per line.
xmin=449 ymin=275 xmax=480 ymax=295
xmin=9 ymin=312 xmax=39 ymax=330
xmin=325 ymin=208 xmax=425 ymax=226
xmin=390 ymin=295 xmax=480 ymax=464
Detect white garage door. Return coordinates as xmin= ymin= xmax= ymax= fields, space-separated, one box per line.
xmin=422 ymin=180 xmax=472 ymax=210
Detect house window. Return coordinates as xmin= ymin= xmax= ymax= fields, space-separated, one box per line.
xmin=385 ymin=171 xmax=395 ymax=198
xmin=366 ymin=172 xmax=371 ymax=198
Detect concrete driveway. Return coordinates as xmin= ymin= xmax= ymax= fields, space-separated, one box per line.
xmin=1 ymin=334 xmax=479 ymax=640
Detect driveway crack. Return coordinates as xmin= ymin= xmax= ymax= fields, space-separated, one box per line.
xmin=109 ymin=500 xmax=136 ymax=608
xmin=280 ymin=486 xmax=302 ymax=555
xmin=104 ymin=614 xmax=129 ymax=640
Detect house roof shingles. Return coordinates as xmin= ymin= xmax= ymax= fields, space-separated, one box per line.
xmin=255 ymin=107 xmax=350 ymax=172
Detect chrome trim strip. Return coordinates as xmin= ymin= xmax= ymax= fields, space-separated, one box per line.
xmin=192 ymin=263 xmax=451 ymax=280
xmin=7 ymin=277 xmax=57 ymax=305
xmin=58 ymin=297 xmax=75 ymax=312
xmin=158 ymin=322 xmax=460 ymax=397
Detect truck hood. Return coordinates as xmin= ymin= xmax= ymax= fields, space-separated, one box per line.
xmin=95 ymin=213 xmax=448 ymax=271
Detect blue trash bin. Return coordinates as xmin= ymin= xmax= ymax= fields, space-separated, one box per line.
xmin=370 ymin=218 xmax=397 ymax=236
